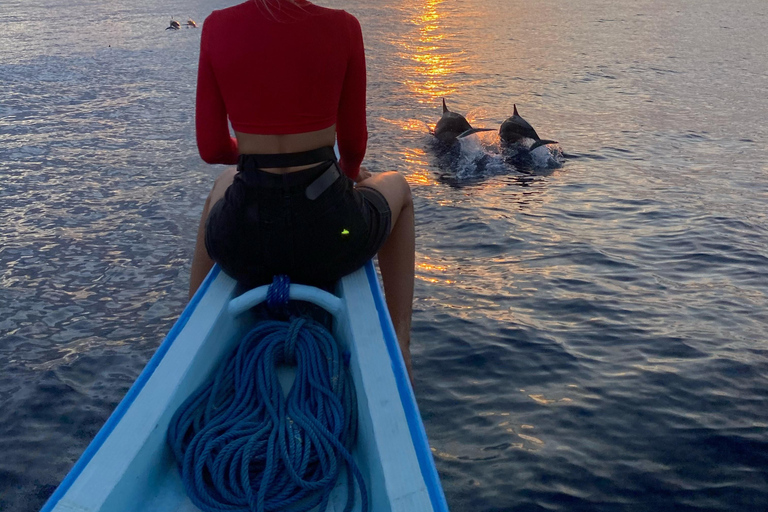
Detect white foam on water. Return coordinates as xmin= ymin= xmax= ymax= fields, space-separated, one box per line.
xmin=455 ymin=136 xmax=510 ymax=180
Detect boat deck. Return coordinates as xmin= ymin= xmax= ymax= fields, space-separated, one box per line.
xmin=43 ymin=263 xmax=447 ymax=512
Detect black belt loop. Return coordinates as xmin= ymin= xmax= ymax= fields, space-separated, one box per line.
xmin=305 ymin=163 xmax=340 ymax=200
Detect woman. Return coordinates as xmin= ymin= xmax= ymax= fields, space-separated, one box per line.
xmin=188 ymin=0 xmax=415 ymax=374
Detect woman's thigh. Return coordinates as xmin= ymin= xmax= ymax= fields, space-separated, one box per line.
xmin=204 ymin=166 xmax=238 ymax=217
xmin=355 ymin=171 xmax=411 ymax=225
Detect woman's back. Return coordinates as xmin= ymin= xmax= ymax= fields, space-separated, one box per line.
xmin=197 ymin=0 xmax=367 ymax=177
xmin=189 ymin=1 xmax=414 ymax=377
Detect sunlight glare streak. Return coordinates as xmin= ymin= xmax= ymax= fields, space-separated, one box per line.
xmin=397 ymin=0 xmax=470 ymax=102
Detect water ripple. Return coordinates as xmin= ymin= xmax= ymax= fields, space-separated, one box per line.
xmin=3 ymin=0 xmax=768 ymax=511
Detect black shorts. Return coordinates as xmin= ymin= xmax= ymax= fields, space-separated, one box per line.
xmin=204 ymin=155 xmax=391 ymax=289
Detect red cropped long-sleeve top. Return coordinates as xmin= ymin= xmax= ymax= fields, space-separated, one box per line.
xmin=195 ymin=0 xmax=367 ymax=179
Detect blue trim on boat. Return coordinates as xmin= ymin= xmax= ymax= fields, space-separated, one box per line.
xmin=39 ymin=266 xmax=223 ymax=512
xmin=363 ymin=261 xmax=449 ymax=512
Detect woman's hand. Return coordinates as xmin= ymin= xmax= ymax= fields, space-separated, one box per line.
xmin=354 ymin=166 xmax=372 ymax=183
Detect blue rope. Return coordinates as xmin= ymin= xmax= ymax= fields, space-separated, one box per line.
xmin=266 ymin=275 xmax=291 ymax=319
xmin=167 ymin=277 xmax=368 ymax=512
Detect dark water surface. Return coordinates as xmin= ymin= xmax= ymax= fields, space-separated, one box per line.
xmin=1 ymin=0 xmax=767 ymax=510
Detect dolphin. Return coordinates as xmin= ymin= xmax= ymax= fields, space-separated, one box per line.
xmin=499 ymin=105 xmax=557 ymax=151
xmin=166 ymin=19 xmax=181 ymax=30
xmin=186 ymin=19 xmax=197 ymax=28
xmin=433 ymin=99 xmax=494 ymax=144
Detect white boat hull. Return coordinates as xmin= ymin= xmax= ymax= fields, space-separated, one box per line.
xmin=41 ymin=262 xmax=448 ymax=512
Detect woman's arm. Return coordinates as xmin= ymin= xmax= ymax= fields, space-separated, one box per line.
xmin=336 ymin=14 xmax=368 ymax=180
xmin=195 ymin=20 xmax=239 ymax=165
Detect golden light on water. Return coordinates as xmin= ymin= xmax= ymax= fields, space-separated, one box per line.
xmin=417 ymin=261 xmax=448 ymax=272
xmin=406 ymin=170 xmax=433 ymax=187
xmin=403 ymin=148 xmax=428 ymax=165
xmin=397 ymin=0 xmax=470 ymax=101
xmin=379 ymin=117 xmax=430 ymax=133
xmin=415 ymin=255 xmax=455 ymax=285
xmin=391 ymin=145 xmax=439 ymax=186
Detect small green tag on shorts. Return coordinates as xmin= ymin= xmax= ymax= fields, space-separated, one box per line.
xmin=341 ymin=228 xmax=350 ymax=236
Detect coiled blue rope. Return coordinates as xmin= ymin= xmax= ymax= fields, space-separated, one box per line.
xmin=167 ymin=276 xmax=368 ymax=512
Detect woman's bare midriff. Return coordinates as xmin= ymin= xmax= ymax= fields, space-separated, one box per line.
xmin=235 ymin=125 xmax=337 ymax=173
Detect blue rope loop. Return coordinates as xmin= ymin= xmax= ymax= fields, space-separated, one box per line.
xmin=167 ymin=294 xmax=368 ymax=512
xmin=266 ymin=275 xmax=291 ymax=319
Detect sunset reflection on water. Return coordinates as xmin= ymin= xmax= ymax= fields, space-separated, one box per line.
xmin=396 ymin=0 xmax=469 ymax=101
xmin=369 ymin=0 xmax=565 ymax=314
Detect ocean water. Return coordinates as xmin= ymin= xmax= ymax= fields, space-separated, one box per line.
xmin=1 ymin=0 xmax=767 ymax=510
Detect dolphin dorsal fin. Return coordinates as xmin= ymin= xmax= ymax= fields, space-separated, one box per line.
xmin=513 ymin=104 xmax=519 ymax=117
xmin=442 ymin=98 xmax=448 ymax=113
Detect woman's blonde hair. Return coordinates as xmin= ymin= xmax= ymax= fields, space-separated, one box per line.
xmin=252 ymin=0 xmax=308 ymax=20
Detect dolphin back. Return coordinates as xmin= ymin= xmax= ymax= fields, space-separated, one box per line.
xmin=435 ymin=98 xmax=497 ymax=143
xmin=499 ymin=117 xmax=540 ymax=141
